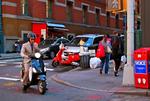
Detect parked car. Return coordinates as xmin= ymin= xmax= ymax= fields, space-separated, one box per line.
xmin=39 ymin=37 xmax=70 ymax=59
xmin=63 ymin=34 xmax=104 ymax=68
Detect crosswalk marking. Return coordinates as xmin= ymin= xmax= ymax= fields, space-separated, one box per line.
xmin=0 ymin=64 xmax=6 ymax=67
xmin=47 ymin=68 xmax=54 ymax=71
xmin=0 ymin=77 xmax=20 ymax=81
xmin=0 ymin=61 xmax=7 ymax=63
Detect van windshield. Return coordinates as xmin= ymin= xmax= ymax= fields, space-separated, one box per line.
xmin=70 ymin=37 xmax=93 ymax=46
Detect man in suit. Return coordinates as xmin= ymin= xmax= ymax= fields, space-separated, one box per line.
xmin=20 ymin=32 xmax=40 ymax=92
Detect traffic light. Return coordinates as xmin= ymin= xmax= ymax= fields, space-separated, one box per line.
xmin=106 ymin=0 xmax=127 ymax=13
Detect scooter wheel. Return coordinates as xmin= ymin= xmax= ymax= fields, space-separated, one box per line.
xmin=52 ymin=61 xmax=59 ymax=67
xmin=38 ymin=81 xmax=46 ymax=95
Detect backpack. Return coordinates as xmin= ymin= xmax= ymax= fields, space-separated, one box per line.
xmin=96 ymin=42 xmax=105 ymax=58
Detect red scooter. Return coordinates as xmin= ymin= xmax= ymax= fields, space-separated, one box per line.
xmin=51 ymin=44 xmax=80 ymax=67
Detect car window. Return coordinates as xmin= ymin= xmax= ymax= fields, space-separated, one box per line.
xmin=85 ymin=38 xmax=93 ymax=46
xmin=55 ymin=39 xmax=61 ymax=44
xmin=61 ymin=39 xmax=69 ymax=43
xmin=93 ymin=37 xmax=103 ymax=44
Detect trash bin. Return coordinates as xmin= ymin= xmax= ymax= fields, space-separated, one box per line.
xmin=134 ymin=48 xmax=150 ymax=89
xmin=80 ymin=54 xmax=90 ymax=69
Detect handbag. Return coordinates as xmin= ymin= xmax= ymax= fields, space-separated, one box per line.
xmin=96 ymin=43 xmax=105 ymax=58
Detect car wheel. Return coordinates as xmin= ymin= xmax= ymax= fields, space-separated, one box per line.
xmin=80 ymin=55 xmax=90 ymax=69
xmin=49 ymin=51 xmax=55 ymax=59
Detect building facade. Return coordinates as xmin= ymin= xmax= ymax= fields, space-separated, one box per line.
xmin=1 ymin=0 xmax=123 ymax=53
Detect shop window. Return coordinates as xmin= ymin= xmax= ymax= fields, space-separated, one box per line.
xmin=21 ymin=31 xmax=31 ymax=42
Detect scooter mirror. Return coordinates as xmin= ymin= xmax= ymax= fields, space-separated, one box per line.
xmin=35 ymin=52 xmax=41 ymax=58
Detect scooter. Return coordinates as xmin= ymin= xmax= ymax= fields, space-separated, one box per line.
xmin=21 ymin=52 xmax=47 ymax=94
xmin=52 ymin=43 xmax=80 ymax=67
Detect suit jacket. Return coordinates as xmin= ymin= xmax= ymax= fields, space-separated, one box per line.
xmin=20 ymin=42 xmax=40 ymax=64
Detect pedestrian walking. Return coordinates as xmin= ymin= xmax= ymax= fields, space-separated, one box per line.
xmin=112 ymin=32 xmax=122 ymax=77
xmin=96 ymin=35 xmax=112 ymax=74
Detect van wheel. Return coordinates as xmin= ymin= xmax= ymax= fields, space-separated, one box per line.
xmin=80 ymin=55 xmax=90 ymax=69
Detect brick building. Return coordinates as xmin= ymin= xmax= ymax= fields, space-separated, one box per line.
xmin=1 ymin=0 xmax=123 ymax=53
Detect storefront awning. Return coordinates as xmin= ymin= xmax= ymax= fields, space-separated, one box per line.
xmin=47 ymin=23 xmax=69 ymax=32
xmin=47 ymin=23 xmax=65 ymax=28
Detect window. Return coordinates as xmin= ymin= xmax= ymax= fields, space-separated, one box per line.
xmin=82 ymin=5 xmax=88 ymax=24
xmin=66 ymin=1 xmax=73 ymax=22
xmin=106 ymin=12 xmax=110 ymax=27
xmin=93 ymin=37 xmax=103 ymax=44
xmin=47 ymin=0 xmax=53 ymax=18
xmin=95 ymin=9 xmax=100 ymax=25
xmin=21 ymin=31 xmax=31 ymax=42
xmin=137 ymin=20 xmax=141 ymax=30
xmin=21 ymin=0 xmax=28 ymax=16
xmin=115 ymin=14 xmax=119 ymax=28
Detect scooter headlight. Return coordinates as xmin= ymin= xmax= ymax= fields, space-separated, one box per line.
xmin=35 ymin=52 xmax=41 ymax=58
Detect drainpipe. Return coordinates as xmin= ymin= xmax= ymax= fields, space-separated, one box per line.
xmin=0 ymin=0 xmax=4 ymax=53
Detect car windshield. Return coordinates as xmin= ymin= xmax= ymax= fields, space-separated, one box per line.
xmin=70 ymin=37 xmax=93 ymax=46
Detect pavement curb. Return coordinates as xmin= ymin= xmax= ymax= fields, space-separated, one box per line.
xmin=51 ymin=74 xmax=150 ymax=96
xmin=51 ymin=74 xmax=109 ymax=92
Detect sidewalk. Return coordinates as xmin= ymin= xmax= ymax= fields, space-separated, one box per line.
xmin=52 ymin=68 xmax=150 ymax=96
xmin=0 ymin=53 xmax=21 ymax=60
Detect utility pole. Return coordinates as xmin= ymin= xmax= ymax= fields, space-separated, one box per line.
xmin=122 ymin=0 xmax=135 ymax=86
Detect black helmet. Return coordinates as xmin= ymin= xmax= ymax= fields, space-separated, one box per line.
xmin=27 ymin=32 xmax=36 ymax=39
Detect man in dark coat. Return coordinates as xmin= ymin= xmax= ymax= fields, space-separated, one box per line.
xmin=112 ymin=33 xmax=122 ymax=77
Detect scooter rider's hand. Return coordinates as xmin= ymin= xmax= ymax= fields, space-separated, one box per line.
xmin=29 ymin=54 xmax=34 ymax=58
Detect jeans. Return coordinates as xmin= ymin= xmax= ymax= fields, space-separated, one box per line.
xmin=100 ymin=53 xmax=111 ymax=74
